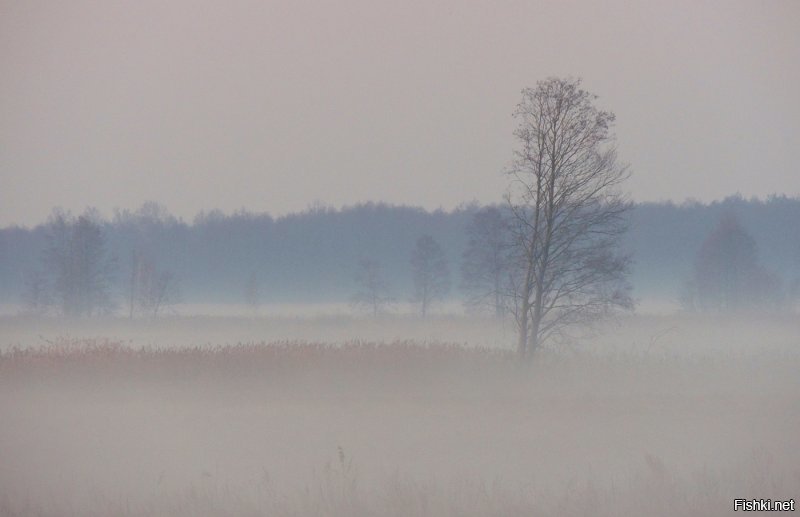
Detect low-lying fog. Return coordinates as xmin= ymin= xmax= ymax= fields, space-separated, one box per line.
xmin=1 ymin=313 xmax=798 ymax=516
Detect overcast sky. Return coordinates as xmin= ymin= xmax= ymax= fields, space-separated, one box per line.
xmin=1 ymin=0 xmax=798 ymax=226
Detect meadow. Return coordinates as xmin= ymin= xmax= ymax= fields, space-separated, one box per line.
xmin=0 ymin=313 xmax=798 ymax=516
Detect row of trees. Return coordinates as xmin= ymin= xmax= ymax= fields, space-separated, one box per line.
xmin=26 ymin=208 xmax=465 ymax=321
xmin=350 ymin=235 xmax=451 ymax=318
xmin=27 ymin=197 xmax=788 ymax=331
xmin=24 ymin=209 xmax=179 ymax=319
xmin=9 ymin=197 xmax=796 ymax=304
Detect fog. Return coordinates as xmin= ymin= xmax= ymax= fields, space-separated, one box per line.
xmin=1 ymin=314 xmax=798 ymax=516
xmin=3 ymin=1 xmax=800 ymax=514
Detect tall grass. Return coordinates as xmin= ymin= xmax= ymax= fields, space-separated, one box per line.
xmin=1 ymin=333 xmax=798 ymax=516
xmin=0 ymin=448 xmax=794 ymax=516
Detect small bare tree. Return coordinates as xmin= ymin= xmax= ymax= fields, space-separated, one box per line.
xmin=244 ymin=271 xmax=261 ymax=314
xmin=684 ymin=213 xmax=782 ymax=312
xmin=461 ymin=207 xmax=509 ymax=317
xmin=505 ymin=77 xmax=632 ymax=358
xmin=129 ymin=251 xmax=179 ymax=319
xmin=128 ymin=250 xmax=141 ymax=319
xmin=141 ymin=269 xmax=178 ymax=318
xmin=411 ymin=235 xmax=450 ymax=317
xmin=351 ymin=258 xmax=393 ymax=317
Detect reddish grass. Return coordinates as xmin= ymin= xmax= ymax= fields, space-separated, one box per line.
xmin=0 ymin=337 xmax=514 ymax=383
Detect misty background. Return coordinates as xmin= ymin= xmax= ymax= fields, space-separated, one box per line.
xmin=2 ymin=196 xmax=800 ymax=313
xmin=2 ymin=2 xmax=800 ymax=516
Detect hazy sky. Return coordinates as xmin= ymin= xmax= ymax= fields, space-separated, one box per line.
xmin=2 ymin=0 xmax=798 ymax=226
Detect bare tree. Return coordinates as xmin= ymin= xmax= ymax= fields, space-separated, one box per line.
xmin=44 ymin=208 xmax=117 ymax=317
xmin=128 ymin=250 xmax=141 ymax=319
xmin=22 ymin=269 xmax=52 ymax=315
xmin=505 ymin=77 xmax=632 ymax=358
xmin=143 ymin=269 xmax=178 ymax=318
xmin=244 ymin=271 xmax=261 ymax=314
xmin=411 ymin=235 xmax=450 ymax=317
xmin=461 ymin=207 xmax=509 ymax=317
xmin=129 ymin=251 xmax=179 ymax=318
xmin=351 ymin=258 xmax=393 ymax=317
xmin=684 ymin=213 xmax=782 ymax=312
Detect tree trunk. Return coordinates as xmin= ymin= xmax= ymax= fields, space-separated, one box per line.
xmin=529 ymin=310 xmax=541 ymax=357
xmin=528 ymin=275 xmax=546 ymax=357
xmin=517 ymin=302 xmax=529 ymax=358
xmin=129 ymin=252 xmax=137 ymax=320
xmin=516 ymin=264 xmax=534 ymax=358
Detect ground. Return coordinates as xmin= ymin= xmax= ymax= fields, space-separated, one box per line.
xmin=0 ymin=313 xmax=798 ymax=516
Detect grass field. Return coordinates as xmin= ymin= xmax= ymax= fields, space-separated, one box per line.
xmin=0 ymin=314 xmax=798 ymax=516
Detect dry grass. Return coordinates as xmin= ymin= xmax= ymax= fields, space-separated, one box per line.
xmin=0 ymin=319 xmax=798 ymax=516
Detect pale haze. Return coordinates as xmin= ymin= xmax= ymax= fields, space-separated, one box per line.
xmin=2 ymin=3 xmax=800 ymax=514
xmin=1 ymin=0 xmax=799 ymax=226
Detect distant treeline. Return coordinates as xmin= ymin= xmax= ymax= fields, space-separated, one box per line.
xmin=1 ymin=195 xmax=799 ymax=307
